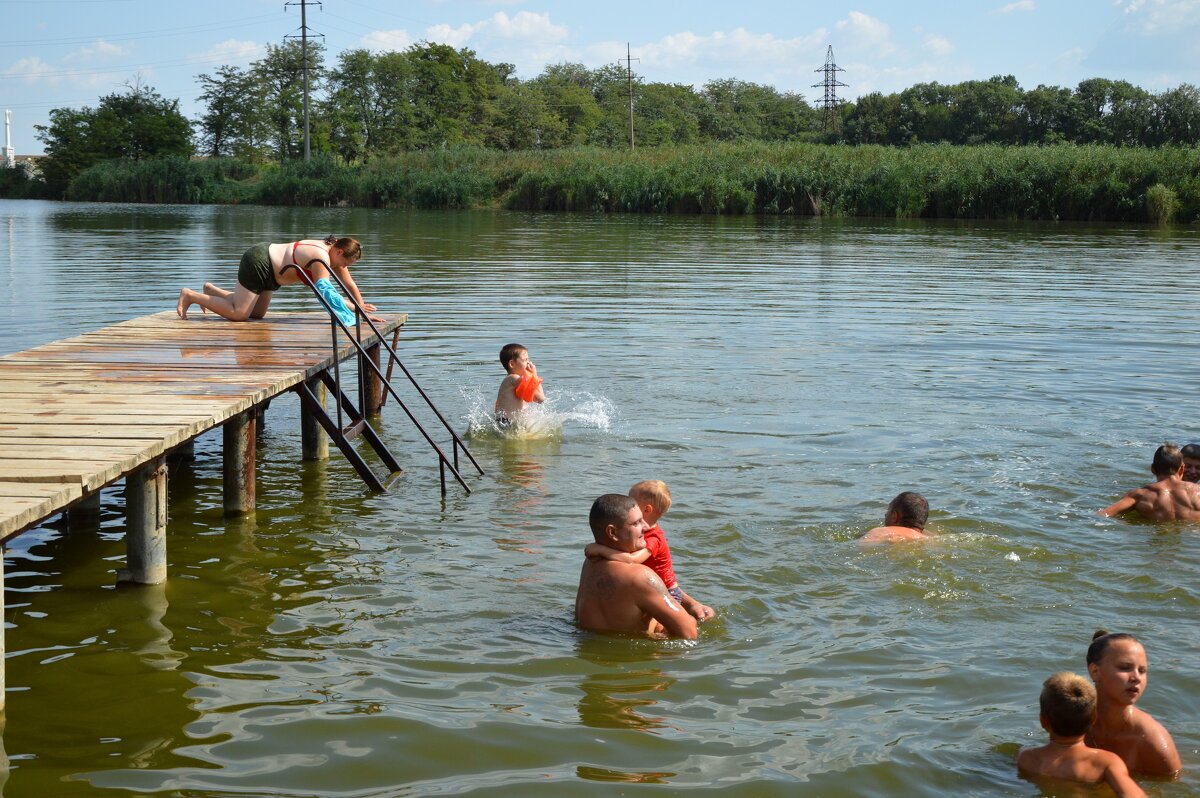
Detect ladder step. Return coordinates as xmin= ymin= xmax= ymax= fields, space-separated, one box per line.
xmin=342 ymin=420 xmax=366 ymax=440
xmin=380 ymin=469 xmax=404 ymax=492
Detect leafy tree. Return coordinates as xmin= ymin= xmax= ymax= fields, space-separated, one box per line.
xmin=635 ymin=83 xmax=703 ymax=146
xmin=1153 ymin=84 xmax=1200 ymax=145
xmin=35 ymin=83 xmax=191 ymax=195
xmin=404 ymin=42 xmax=505 ymax=148
xmin=1018 ymin=84 xmax=1077 ymax=143
xmin=843 ymin=91 xmax=903 ymax=144
xmin=324 ymin=48 xmax=419 ymax=161
xmin=950 ymin=75 xmax=1022 ymax=144
xmin=196 ymin=65 xmax=270 ymax=160
xmin=530 ymin=63 xmax=602 ymax=145
xmin=253 ymin=40 xmax=326 ymax=160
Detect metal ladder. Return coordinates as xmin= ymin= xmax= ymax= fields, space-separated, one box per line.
xmin=283 ymin=261 xmax=485 ymax=495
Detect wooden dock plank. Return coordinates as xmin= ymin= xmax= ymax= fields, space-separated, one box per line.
xmin=0 ymin=310 xmax=406 ymax=537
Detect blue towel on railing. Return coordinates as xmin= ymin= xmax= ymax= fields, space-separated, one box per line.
xmin=314 ymin=277 xmax=356 ymax=326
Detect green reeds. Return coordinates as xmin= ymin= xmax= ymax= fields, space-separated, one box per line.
xmin=59 ymin=143 xmax=1200 ymax=223
xmin=67 ymin=156 xmax=257 ymax=204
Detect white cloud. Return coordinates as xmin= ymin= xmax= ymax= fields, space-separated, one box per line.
xmin=423 ymin=11 xmax=567 ymax=49
xmin=1118 ymin=0 xmax=1200 ymax=32
xmin=194 ymin=39 xmax=263 ymax=67
xmin=994 ymin=0 xmax=1036 ymax=13
xmin=3 ymin=56 xmax=58 ymax=85
xmin=923 ymin=34 xmax=954 ymax=56
xmin=834 ymin=11 xmax=894 ymax=57
xmin=64 ymin=39 xmax=130 ymax=61
xmin=361 ymin=28 xmax=413 ymax=52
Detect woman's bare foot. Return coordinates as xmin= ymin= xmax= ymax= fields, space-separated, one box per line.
xmin=177 ymin=289 xmax=192 ymax=319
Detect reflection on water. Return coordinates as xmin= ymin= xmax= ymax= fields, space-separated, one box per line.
xmin=1 ymin=201 xmax=1199 ymax=796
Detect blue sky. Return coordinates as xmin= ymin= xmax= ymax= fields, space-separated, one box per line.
xmin=3 ymin=0 xmax=1198 ymax=154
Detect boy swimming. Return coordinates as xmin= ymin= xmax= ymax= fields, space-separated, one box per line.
xmin=1099 ymin=444 xmax=1200 ymax=522
xmin=1017 ymin=671 xmax=1145 ymax=797
xmin=495 ymin=342 xmax=544 ymax=427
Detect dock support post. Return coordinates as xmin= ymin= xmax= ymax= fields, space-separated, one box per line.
xmin=121 ymin=457 xmax=167 ymax=585
xmin=223 ymin=409 xmax=256 ymax=515
xmin=68 ymin=490 xmax=102 ymax=531
xmin=301 ymin=376 xmax=329 ymax=461
xmin=363 ymin=343 xmax=383 ymax=416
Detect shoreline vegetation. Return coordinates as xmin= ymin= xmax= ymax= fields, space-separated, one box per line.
xmin=37 ymin=143 xmax=1197 ymax=223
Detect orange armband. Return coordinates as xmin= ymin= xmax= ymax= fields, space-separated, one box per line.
xmin=514 ymin=372 xmax=543 ymax=402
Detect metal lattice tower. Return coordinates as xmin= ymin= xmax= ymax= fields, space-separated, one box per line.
xmin=812 ymin=45 xmax=848 ymax=133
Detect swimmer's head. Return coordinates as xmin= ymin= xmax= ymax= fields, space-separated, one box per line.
xmin=589 ymin=493 xmax=639 ymax=545
xmin=324 ymin=235 xmax=362 ymax=265
xmin=885 ymin=491 xmax=928 ymax=531
xmin=1181 ymin=443 xmax=1200 ymax=482
xmin=629 ymin=480 xmax=672 ymax=519
xmin=500 ymin=343 xmax=529 ymax=373
xmin=1086 ymin=629 xmax=1141 ymax=667
xmin=1151 ymin=443 xmax=1183 ymax=478
xmin=1039 ymin=671 xmax=1097 ymax=737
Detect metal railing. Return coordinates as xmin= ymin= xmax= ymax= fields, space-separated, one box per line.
xmin=282 ymin=260 xmax=484 ymax=495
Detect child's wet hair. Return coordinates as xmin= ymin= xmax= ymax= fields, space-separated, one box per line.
xmin=1086 ymin=629 xmax=1141 ymax=666
xmin=499 ymin=343 xmax=527 ymax=368
xmin=1040 ymin=671 xmax=1096 ymax=737
xmin=629 ymin=480 xmax=672 ymax=515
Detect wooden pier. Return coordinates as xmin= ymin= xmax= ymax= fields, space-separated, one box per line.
xmin=0 ymin=310 xmax=408 ymax=706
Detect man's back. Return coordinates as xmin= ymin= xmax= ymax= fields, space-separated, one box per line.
xmin=1121 ymin=478 xmax=1200 ymax=522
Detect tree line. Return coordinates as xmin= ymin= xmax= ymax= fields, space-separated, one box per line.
xmin=17 ymin=40 xmax=1200 ymax=200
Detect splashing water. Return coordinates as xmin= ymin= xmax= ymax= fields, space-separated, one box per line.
xmin=461 ymin=385 xmax=617 ymax=438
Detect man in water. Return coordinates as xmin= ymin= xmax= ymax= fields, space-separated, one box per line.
xmin=860 ymin=491 xmax=931 ymax=544
xmin=1100 ymin=443 xmax=1200 ymax=522
xmin=1181 ymin=442 xmax=1200 ymax=483
xmin=575 ymin=494 xmax=698 ymax=640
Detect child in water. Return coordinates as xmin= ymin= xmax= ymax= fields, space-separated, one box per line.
xmin=1085 ymin=630 xmax=1181 ymax=777
xmin=584 ymin=480 xmax=714 ymax=622
xmin=1017 ymin=671 xmax=1145 ymax=797
xmin=495 ymin=343 xmax=544 ymax=427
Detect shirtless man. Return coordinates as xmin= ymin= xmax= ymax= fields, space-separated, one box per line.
xmin=1181 ymin=443 xmax=1200 ymax=483
xmin=860 ymin=491 xmax=930 ymax=544
xmin=574 ymin=494 xmax=698 ymax=640
xmin=1100 ymin=444 xmax=1200 ymax=521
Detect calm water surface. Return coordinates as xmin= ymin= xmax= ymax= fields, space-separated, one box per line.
xmin=0 ymin=200 xmax=1198 ymax=796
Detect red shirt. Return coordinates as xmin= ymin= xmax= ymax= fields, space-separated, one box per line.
xmin=643 ymin=523 xmax=677 ymax=589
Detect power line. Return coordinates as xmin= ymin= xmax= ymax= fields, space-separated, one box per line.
xmin=285 ymin=0 xmax=323 ymax=161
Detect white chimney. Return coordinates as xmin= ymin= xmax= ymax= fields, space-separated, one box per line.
xmin=3 ymin=110 xmax=13 ymax=168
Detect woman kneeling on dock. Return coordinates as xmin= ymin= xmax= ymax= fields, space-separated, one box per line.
xmin=177 ymin=236 xmax=381 ymax=323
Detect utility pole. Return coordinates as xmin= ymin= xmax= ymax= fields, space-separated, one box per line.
xmin=286 ymin=0 xmax=323 ymax=161
xmin=625 ymin=43 xmax=639 ymax=150
xmin=811 ymin=45 xmax=848 ymax=134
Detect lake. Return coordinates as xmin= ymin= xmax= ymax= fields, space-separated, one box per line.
xmin=0 ymin=199 xmax=1197 ymax=797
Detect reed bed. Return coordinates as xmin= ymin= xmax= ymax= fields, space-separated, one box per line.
xmin=58 ymin=143 xmax=1200 ymax=222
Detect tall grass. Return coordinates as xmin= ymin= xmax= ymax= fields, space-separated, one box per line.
xmin=61 ymin=143 xmax=1200 ymax=223
xmin=67 ymin=156 xmax=257 ymax=204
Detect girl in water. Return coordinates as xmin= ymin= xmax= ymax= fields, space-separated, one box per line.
xmin=177 ymin=236 xmax=381 ymax=323
xmin=1085 ymin=630 xmax=1181 ymax=777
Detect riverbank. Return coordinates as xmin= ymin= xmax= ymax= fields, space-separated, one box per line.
xmin=29 ymin=142 xmax=1200 ymax=222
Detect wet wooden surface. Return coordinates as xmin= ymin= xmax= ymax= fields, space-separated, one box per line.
xmin=0 ymin=311 xmax=406 ymax=539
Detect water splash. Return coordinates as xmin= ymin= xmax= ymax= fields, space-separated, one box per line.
xmin=462 ymin=385 xmax=617 ymax=438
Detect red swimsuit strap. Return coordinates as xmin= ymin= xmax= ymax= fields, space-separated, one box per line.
xmin=291 ymin=241 xmax=329 ymax=276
